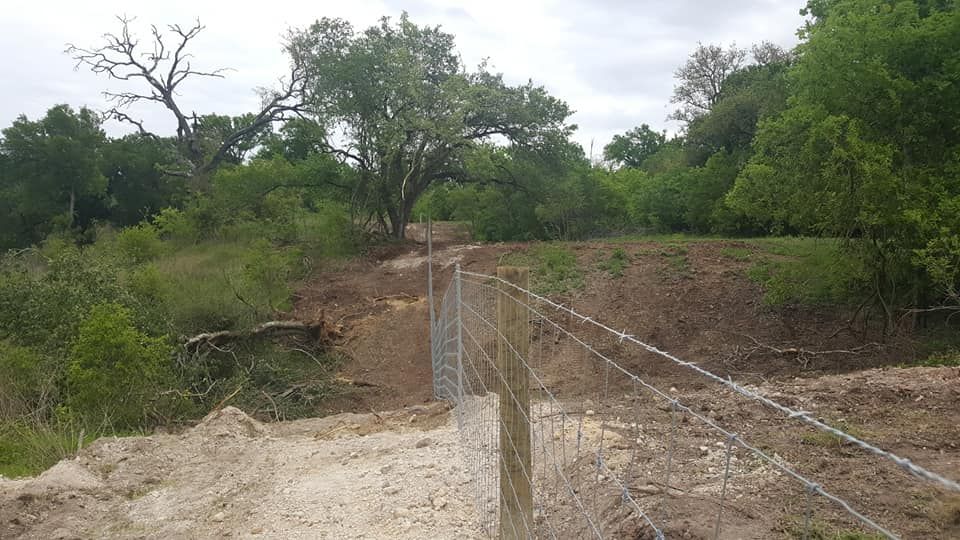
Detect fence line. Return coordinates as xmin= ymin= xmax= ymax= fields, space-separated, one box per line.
xmin=459 ymin=270 xmax=960 ymax=495
xmin=431 ymin=265 xmax=959 ymax=539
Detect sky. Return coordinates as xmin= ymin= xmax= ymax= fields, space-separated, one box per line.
xmin=0 ymin=0 xmax=805 ymax=154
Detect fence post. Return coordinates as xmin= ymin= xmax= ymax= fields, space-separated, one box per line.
xmin=496 ymin=266 xmax=532 ymax=540
xmin=428 ymin=217 xmax=439 ymax=398
xmin=455 ymin=264 xmax=465 ymax=425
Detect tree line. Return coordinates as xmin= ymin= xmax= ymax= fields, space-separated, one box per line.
xmin=2 ymin=0 xmax=958 ymax=313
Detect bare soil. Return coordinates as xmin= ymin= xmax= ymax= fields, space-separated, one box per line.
xmin=0 ymin=404 xmax=483 ymax=540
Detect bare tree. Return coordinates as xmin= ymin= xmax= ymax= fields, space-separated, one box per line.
xmin=751 ymin=41 xmax=794 ymax=67
xmin=669 ymin=42 xmax=747 ymax=124
xmin=66 ymin=16 xmax=308 ymax=181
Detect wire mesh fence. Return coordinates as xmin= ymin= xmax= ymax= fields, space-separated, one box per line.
xmin=430 ymin=263 xmax=960 ymax=539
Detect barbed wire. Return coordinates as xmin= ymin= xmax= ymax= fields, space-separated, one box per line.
xmin=457 ymin=269 xmax=960 ymax=495
xmin=458 ymin=276 xmax=900 ymax=539
xmin=433 ymin=266 xmax=958 ymax=538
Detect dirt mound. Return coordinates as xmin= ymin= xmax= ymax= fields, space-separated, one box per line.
xmin=0 ymin=405 xmax=482 ymax=540
xmin=192 ymin=406 xmax=267 ymax=439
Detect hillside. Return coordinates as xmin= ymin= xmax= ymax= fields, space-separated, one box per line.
xmin=2 ymin=238 xmax=958 ymax=539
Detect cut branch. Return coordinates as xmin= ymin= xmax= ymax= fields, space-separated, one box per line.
xmin=183 ymin=319 xmax=342 ymax=352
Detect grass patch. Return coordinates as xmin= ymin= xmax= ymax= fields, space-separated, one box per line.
xmin=500 ymin=243 xmax=584 ymax=295
xmin=746 ymin=238 xmax=865 ymax=306
xmin=798 ymin=420 xmax=866 ymax=449
xmin=605 ymin=233 xmax=718 ymax=244
xmin=0 ymin=420 xmax=102 ymax=478
xmin=720 ymin=246 xmax=752 ymax=261
xmin=148 ymin=240 xmax=305 ymax=334
xmin=783 ymin=517 xmax=886 ymax=540
xmin=904 ymin=349 xmax=960 ymax=368
xmin=657 ymin=244 xmax=691 ymax=279
xmin=597 ymin=248 xmax=630 ymax=278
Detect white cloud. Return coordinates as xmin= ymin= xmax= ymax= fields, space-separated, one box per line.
xmin=0 ymin=0 xmax=804 ymax=151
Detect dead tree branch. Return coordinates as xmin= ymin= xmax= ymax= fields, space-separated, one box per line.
xmin=183 ymin=319 xmax=342 ymax=352
xmin=66 ymin=16 xmax=308 ymax=181
xmin=725 ymin=332 xmax=881 ymax=369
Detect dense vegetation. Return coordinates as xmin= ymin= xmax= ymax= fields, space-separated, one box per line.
xmin=1 ymin=0 xmax=958 ymax=475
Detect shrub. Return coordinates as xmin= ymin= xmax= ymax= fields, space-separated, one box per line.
xmin=241 ymin=240 xmax=296 ymax=312
xmin=747 ymin=238 xmax=867 ymax=306
xmin=116 ymin=223 xmax=165 ymax=263
xmin=67 ymin=304 xmax=174 ymax=428
xmin=0 ymin=342 xmax=60 ymax=420
xmin=0 ymin=248 xmax=131 ymax=349
xmin=154 ymin=207 xmax=200 ymax=245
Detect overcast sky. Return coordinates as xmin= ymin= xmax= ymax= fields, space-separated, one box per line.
xmin=0 ymin=0 xmax=804 ymax=153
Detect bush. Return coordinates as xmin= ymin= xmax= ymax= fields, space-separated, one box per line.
xmin=0 ymin=342 xmax=59 ymax=420
xmin=153 ymin=207 xmax=200 ymax=245
xmin=241 ymin=240 xmax=297 ymax=312
xmin=67 ymin=304 xmax=175 ymax=428
xmin=115 ymin=223 xmax=165 ymax=263
xmin=747 ymin=238 xmax=867 ymax=306
xmin=0 ymin=248 xmax=131 ymax=349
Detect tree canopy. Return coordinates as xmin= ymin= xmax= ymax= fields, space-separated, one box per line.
xmin=1 ymin=105 xmax=107 ymax=242
xmin=287 ymin=13 xmax=574 ymax=238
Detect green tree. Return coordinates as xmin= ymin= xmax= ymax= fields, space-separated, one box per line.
xmin=729 ymin=0 xmax=960 ymax=319
xmin=603 ymin=124 xmax=666 ymax=169
xmin=100 ymin=134 xmax=186 ymax=226
xmin=257 ymin=118 xmax=328 ymax=162
xmin=0 ymin=105 xmax=107 ymax=243
xmin=288 ymin=14 xmax=573 ymax=238
xmin=686 ymin=59 xmax=791 ymax=157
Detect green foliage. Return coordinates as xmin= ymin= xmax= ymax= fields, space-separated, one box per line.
xmin=0 ymin=104 xmax=107 ymax=247
xmin=0 ymin=245 xmax=131 ymax=349
xmin=0 ymin=418 xmax=98 ymax=478
xmin=153 ymin=207 xmax=201 ymax=245
xmin=603 ymin=124 xmax=666 ymax=168
xmin=598 ymin=248 xmax=630 ymax=278
xmin=67 ymin=304 xmax=177 ymax=428
xmin=730 ymin=0 xmax=960 ymax=311
xmin=502 ymin=244 xmax=584 ymax=295
xmin=746 ymin=238 xmax=866 ymax=306
xmin=99 ymin=134 xmax=186 ymax=226
xmin=288 ymin=13 xmax=573 ymax=237
xmin=0 ymin=342 xmax=59 ymax=419
xmin=115 ymin=223 xmax=166 ymax=263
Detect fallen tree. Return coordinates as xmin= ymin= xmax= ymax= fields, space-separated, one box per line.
xmin=183 ymin=319 xmax=341 ymax=352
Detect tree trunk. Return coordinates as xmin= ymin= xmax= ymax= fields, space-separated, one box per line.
xmin=68 ymin=189 xmax=76 ymax=227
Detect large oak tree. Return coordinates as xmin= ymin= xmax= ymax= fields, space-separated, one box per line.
xmin=287 ymin=14 xmax=574 ymax=238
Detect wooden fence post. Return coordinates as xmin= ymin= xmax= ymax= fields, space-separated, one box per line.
xmin=496 ymin=266 xmax=532 ymax=539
